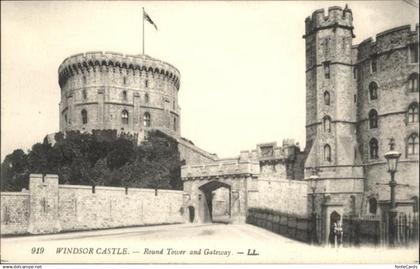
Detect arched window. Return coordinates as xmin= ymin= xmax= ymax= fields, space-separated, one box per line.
xmin=324 ymin=91 xmax=330 ymax=106
xmin=369 ymin=82 xmax=378 ymax=100
xmin=64 ymin=114 xmax=67 ymax=124
xmin=145 ymin=79 xmax=149 ymax=88
xmin=407 ymin=103 xmax=419 ymax=123
xmin=81 ymin=109 xmax=88 ymax=124
xmin=173 ymin=117 xmax=177 ymax=131
xmin=121 ymin=110 xmax=129 ymax=124
xmin=145 ymin=93 xmax=149 ymax=103
xmin=368 ymin=198 xmax=377 ymax=214
xmin=143 ymin=112 xmax=151 ymax=127
xmin=324 ymin=144 xmax=331 ymax=162
xmin=407 ymin=133 xmax=419 ymax=155
xmin=123 ymin=76 xmax=127 ymax=85
xmin=323 ymin=116 xmax=331 ymax=133
xmin=369 ymin=109 xmax=378 ymax=129
xmin=408 ymin=73 xmax=419 ymax=92
xmin=369 ymin=138 xmax=378 ymax=159
xmin=82 ymin=89 xmax=87 ymax=100
xmin=122 ymin=90 xmax=127 ymax=100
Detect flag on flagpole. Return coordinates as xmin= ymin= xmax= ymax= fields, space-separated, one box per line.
xmin=143 ymin=9 xmax=158 ymax=30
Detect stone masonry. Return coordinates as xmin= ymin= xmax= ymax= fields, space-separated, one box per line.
xmin=58 ymin=52 xmax=181 ymax=138
xmin=1 ymin=174 xmax=186 ymax=235
xmin=303 ymin=5 xmax=419 ymax=244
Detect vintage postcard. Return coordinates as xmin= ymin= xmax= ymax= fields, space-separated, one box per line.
xmin=1 ymin=0 xmax=419 ymax=265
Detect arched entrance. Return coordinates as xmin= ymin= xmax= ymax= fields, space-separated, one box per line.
xmin=199 ymin=181 xmax=232 ymax=223
xmin=328 ymin=211 xmax=341 ymax=245
xmin=187 ymin=206 xmax=195 ymax=223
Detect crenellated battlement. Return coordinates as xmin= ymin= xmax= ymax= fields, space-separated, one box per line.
xmin=181 ymin=160 xmax=260 ymax=180
xmin=304 ymin=5 xmax=353 ymax=37
xmin=58 ymin=52 xmax=181 ymax=89
xmin=355 ymin=24 xmax=419 ymax=62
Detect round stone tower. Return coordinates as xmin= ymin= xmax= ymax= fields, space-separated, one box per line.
xmin=58 ymin=52 xmax=181 ymax=138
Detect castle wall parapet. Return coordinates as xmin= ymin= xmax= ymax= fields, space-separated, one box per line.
xmin=304 ymin=6 xmax=354 ymax=37
xmin=181 ymin=160 xmax=260 ymax=179
xmin=58 ymin=52 xmax=180 ymax=89
xmin=1 ymin=174 xmax=186 ymax=235
xmin=355 ymin=24 xmax=419 ymax=63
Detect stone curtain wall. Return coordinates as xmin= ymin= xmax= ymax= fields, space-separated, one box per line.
xmin=0 ymin=192 xmax=30 ymax=235
xmin=58 ymin=185 xmax=184 ymax=231
xmin=249 ymin=178 xmax=308 ymax=217
xmin=0 ymin=174 xmax=185 ymax=235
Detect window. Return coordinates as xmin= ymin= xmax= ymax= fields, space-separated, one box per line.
xmin=123 ymin=77 xmax=127 ymax=85
xmin=324 ymin=144 xmax=331 ymax=162
xmin=408 ymin=103 xmax=419 ymax=123
xmin=323 ymin=116 xmax=331 ymax=133
xmin=413 ymin=196 xmax=419 ymax=213
xmin=145 ymin=80 xmax=149 ymax=88
xmin=369 ymin=82 xmax=378 ymax=100
xmin=121 ymin=110 xmax=129 ymax=124
xmin=82 ymin=89 xmax=87 ymax=100
xmin=353 ymin=66 xmax=357 ymax=79
xmin=407 ymin=133 xmax=419 ymax=155
xmin=342 ymin=37 xmax=346 ymax=51
xmin=143 ymin=112 xmax=151 ymax=127
xmin=369 ymin=138 xmax=378 ymax=159
xmin=81 ymin=109 xmax=88 ymax=124
xmin=354 ymin=94 xmax=357 ymax=103
xmin=368 ymin=198 xmax=377 ymax=214
xmin=323 ymin=37 xmax=330 ymax=56
xmin=350 ymin=195 xmax=356 ymax=215
xmin=83 ymin=76 xmax=86 ymax=84
xmin=369 ymin=109 xmax=378 ymax=129
xmin=409 ymin=44 xmax=418 ymax=64
xmin=173 ymin=117 xmax=177 ymax=131
xmin=145 ymin=93 xmax=149 ymax=103
xmin=408 ymin=73 xmax=419 ymax=92
xmin=324 ymin=91 xmax=330 ymax=106
xmin=323 ymin=62 xmax=330 ymax=79
xmin=122 ymin=90 xmax=127 ymax=100
xmin=371 ymin=57 xmax=377 ymax=73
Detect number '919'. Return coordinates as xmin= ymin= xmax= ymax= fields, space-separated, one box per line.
xmin=31 ymin=247 xmax=44 ymax=254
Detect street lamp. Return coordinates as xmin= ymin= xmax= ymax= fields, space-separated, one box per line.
xmin=384 ymin=138 xmax=401 ymax=247
xmin=309 ymin=173 xmax=319 ymax=245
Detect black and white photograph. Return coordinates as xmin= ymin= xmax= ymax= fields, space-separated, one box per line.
xmin=0 ymin=0 xmax=419 ymax=266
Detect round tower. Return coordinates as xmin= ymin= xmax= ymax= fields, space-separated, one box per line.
xmin=58 ymin=52 xmax=181 ymax=138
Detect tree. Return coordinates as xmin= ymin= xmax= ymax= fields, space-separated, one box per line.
xmin=1 ymin=130 xmax=183 ymax=191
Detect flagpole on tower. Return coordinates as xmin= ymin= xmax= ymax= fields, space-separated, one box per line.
xmin=142 ymin=7 xmax=145 ymax=55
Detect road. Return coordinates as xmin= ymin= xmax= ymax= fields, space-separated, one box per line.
xmin=1 ymin=223 xmax=418 ymax=263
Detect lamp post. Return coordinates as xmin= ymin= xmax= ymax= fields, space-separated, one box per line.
xmin=309 ymin=173 xmax=319 ymax=245
xmin=384 ymin=138 xmax=401 ymax=247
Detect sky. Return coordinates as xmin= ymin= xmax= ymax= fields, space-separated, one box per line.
xmin=1 ymin=1 xmax=418 ymax=160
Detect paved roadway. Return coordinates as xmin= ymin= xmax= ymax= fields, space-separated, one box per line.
xmin=1 ymin=223 xmax=418 ymax=264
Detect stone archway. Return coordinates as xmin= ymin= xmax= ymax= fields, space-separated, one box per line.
xmin=199 ymin=181 xmax=232 ymax=223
